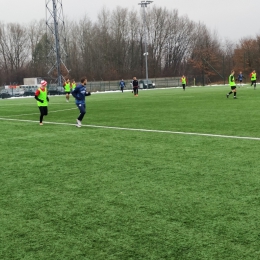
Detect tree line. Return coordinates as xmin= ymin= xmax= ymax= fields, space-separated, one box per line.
xmin=0 ymin=6 xmax=258 ymax=86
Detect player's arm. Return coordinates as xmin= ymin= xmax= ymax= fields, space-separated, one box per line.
xmin=34 ymin=89 xmax=43 ymax=103
xmin=85 ymin=91 xmax=91 ymax=96
xmin=71 ymin=85 xmax=79 ymax=98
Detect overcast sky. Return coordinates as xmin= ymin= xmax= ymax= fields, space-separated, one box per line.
xmin=1 ymin=0 xmax=260 ymax=42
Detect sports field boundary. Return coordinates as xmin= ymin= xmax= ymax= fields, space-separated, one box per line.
xmin=0 ymin=117 xmax=260 ymax=141
xmin=0 ymin=108 xmax=77 ymax=117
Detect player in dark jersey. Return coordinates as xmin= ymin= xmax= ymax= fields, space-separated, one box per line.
xmin=132 ymin=77 xmax=139 ymax=96
xmin=71 ymin=76 xmax=91 ymax=127
xmin=237 ymin=71 xmax=245 ymax=88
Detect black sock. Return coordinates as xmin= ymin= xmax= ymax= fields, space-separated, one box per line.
xmin=234 ymin=92 xmax=236 ymax=97
xmin=229 ymin=91 xmax=232 ymax=95
xmin=40 ymin=115 xmax=44 ymax=123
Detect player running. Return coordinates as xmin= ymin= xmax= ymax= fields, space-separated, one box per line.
xmin=34 ymin=80 xmax=49 ymax=125
xmin=250 ymin=70 xmax=257 ymax=90
xmin=63 ymin=78 xmax=71 ymax=102
xmin=181 ymin=75 xmax=186 ymax=91
xmin=226 ymin=70 xmax=237 ymax=99
xmin=71 ymin=76 xmax=91 ymax=127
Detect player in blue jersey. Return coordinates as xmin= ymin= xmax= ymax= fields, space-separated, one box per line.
xmin=71 ymin=76 xmax=91 ymax=127
xmin=119 ymin=79 xmax=126 ymax=93
xmin=237 ymin=71 xmax=245 ymax=88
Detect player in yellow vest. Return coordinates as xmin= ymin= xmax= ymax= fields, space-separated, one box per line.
xmin=250 ymin=70 xmax=257 ymax=90
xmin=226 ymin=70 xmax=237 ymax=99
xmin=63 ymin=78 xmax=71 ymax=102
xmin=181 ymin=75 xmax=186 ymax=91
xmin=34 ymin=80 xmax=49 ymax=125
xmin=71 ymin=79 xmax=76 ymax=91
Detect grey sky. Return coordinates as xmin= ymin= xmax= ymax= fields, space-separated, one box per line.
xmin=1 ymin=0 xmax=259 ymax=42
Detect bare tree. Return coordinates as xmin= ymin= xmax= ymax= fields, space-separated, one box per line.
xmin=0 ymin=22 xmax=30 ymax=84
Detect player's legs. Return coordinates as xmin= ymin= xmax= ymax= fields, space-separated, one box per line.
xmin=227 ymin=86 xmax=236 ymax=98
xmin=182 ymin=84 xmax=185 ymax=90
xmin=66 ymin=92 xmax=70 ymax=102
xmin=43 ymin=106 xmax=48 ymax=116
xmin=39 ymin=106 xmax=48 ymax=125
xmin=232 ymin=86 xmax=237 ymax=98
xmin=76 ymin=103 xmax=86 ymax=127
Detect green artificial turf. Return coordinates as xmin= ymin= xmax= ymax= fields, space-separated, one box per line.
xmin=0 ymin=85 xmax=260 ymax=259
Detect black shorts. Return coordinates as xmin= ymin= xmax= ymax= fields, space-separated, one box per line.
xmin=65 ymin=91 xmax=71 ymax=94
xmin=239 ymin=80 xmax=242 ymax=83
xmin=251 ymin=80 xmax=256 ymax=84
xmin=39 ymin=106 xmax=48 ymax=115
xmin=231 ymin=86 xmax=236 ymax=90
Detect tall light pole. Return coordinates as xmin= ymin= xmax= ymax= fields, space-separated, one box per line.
xmin=46 ymin=0 xmax=69 ymax=87
xmin=138 ymin=1 xmax=153 ymax=87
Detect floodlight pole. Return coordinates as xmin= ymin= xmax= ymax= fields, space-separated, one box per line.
xmin=52 ymin=0 xmax=62 ymax=86
xmin=46 ymin=0 xmax=69 ymax=86
xmin=138 ymin=1 xmax=153 ymax=86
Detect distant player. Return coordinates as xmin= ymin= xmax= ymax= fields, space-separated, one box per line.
xmin=250 ymin=70 xmax=257 ymax=90
xmin=119 ymin=79 xmax=125 ymax=93
xmin=63 ymin=78 xmax=71 ymax=102
xmin=237 ymin=71 xmax=245 ymax=87
xmin=226 ymin=70 xmax=237 ymax=99
xmin=181 ymin=75 xmax=186 ymax=91
xmin=34 ymin=80 xmax=49 ymax=125
xmin=132 ymin=77 xmax=139 ymax=96
xmin=71 ymin=76 xmax=91 ymax=127
xmin=71 ymin=79 xmax=76 ymax=91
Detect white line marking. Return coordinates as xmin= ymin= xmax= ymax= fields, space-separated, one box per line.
xmin=0 ymin=108 xmax=77 ymax=117
xmin=0 ymin=117 xmax=259 ymax=141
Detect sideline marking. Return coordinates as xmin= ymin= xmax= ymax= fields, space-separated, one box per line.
xmin=0 ymin=117 xmax=260 ymax=141
xmin=0 ymin=108 xmax=77 ymax=117
xmin=0 ymin=102 xmax=76 ymax=107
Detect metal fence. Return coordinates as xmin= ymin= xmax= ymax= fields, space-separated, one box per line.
xmin=87 ymin=77 xmax=182 ymax=92
xmin=0 ymin=77 xmax=215 ymax=99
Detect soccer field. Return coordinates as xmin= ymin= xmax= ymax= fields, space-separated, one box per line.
xmin=1 ymin=86 xmax=260 ymax=260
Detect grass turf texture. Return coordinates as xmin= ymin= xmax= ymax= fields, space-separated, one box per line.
xmin=0 ymin=85 xmax=260 ymax=259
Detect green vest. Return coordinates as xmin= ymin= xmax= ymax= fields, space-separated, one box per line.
xmin=251 ymin=73 xmax=256 ymax=81
xmin=181 ymin=77 xmax=186 ymax=84
xmin=37 ymin=88 xmax=48 ymax=106
xmin=229 ymin=74 xmax=236 ymax=87
xmin=64 ymin=83 xmax=71 ymax=92
xmin=71 ymin=83 xmax=76 ymax=90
